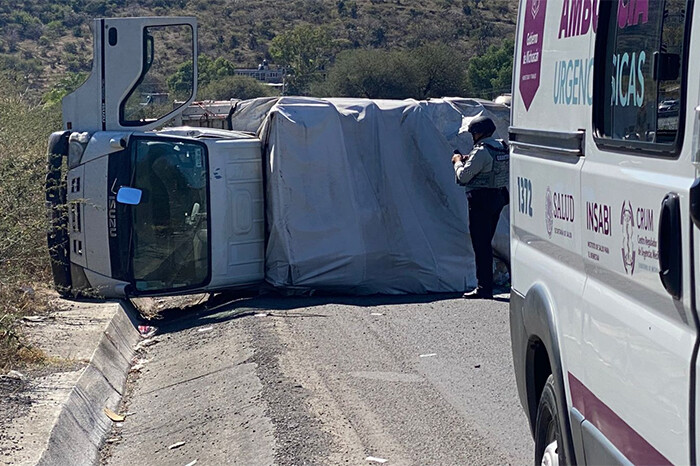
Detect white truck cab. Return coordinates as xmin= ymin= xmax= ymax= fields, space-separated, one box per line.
xmin=510 ymin=0 xmax=700 ymax=464
xmin=47 ymin=18 xmax=264 ymax=298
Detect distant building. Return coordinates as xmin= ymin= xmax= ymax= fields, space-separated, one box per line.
xmin=235 ymin=60 xmax=285 ymax=84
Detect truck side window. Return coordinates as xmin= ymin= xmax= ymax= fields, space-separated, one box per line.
xmin=594 ymin=0 xmax=689 ymax=154
xmin=120 ymin=25 xmax=194 ymax=126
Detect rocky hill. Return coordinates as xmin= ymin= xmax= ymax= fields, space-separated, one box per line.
xmin=0 ymin=0 xmax=516 ymax=96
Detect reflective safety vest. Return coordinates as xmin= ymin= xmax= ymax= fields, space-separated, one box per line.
xmin=466 ymin=139 xmax=509 ymax=189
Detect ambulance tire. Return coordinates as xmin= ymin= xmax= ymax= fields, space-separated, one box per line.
xmin=534 ymin=374 xmax=566 ymax=466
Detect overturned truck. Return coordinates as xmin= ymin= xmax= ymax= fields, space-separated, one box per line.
xmin=47 ymin=17 xmax=509 ymax=298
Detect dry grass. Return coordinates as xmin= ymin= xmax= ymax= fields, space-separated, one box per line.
xmin=0 ymin=72 xmax=62 ymax=371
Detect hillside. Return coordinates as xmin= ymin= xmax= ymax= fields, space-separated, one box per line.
xmin=0 ymin=0 xmax=516 ymax=97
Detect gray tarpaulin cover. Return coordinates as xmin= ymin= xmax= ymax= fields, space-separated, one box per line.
xmin=231 ymin=97 xmax=509 ymax=294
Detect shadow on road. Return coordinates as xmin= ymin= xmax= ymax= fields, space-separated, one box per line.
xmin=128 ymin=288 xmax=508 ymax=336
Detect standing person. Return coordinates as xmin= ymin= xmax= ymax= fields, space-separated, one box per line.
xmin=452 ymin=116 xmax=509 ymax=299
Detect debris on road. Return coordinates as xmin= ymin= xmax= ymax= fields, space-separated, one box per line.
xmin=197 ymin=326 xmax=214 ymax=333
xmin=23 ymin=315 xmax=46 ymax=323
xmin=254 ymin=312 xmax=268 ymax=317
xmin=366 ymin=456 xmax=388 ymax=464
xmin=3 ymin=370 xmax=25 ymax=380
xmin=474 ymin=364 xmax=481 ymax=369
xmin=370 ymin=312 xmax=384 ymax=316
xmin=138 ymin=325 xmax=157 ymax=338
xmin=130 ymin=358 xmax=149 ymax=373
xmin=131 ymin=294 xmax=209 ymax=320
xmin=136 ymin=338 xmax=159 ymax=351
xmin=419 ymin=353 xmax=437 ymax=358
xmin=103 ymin=407 xmax=126 ymax=422
xmin=168 ymin=441 xmax=186 ymax=450
xmin=184 ymin=460 xmax=198 ymax=466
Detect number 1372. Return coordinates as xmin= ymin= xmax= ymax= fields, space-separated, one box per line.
xmin=517 ymin=176 xmax=533 ymax=217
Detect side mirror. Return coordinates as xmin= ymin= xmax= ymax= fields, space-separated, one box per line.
xmin=653 ymin=52 xmax=681 ymax=81
xmin=116 ymin=187 xmax=143 ymax=205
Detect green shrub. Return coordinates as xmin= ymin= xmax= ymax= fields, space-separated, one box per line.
xmin=317 ymin=44 xmax=467 ymax=99
xmin=198 ymin=74 xmax=277 ymax=100
xmin=464 ymin=38 xmax=514 ymax=99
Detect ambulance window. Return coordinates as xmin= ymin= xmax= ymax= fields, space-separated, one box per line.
xmin=594 ymin=0 xmax=689 ymax=154
xmin=120 ymin=24 xmax=194 ymax=126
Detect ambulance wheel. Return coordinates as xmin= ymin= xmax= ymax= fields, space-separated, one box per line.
xmin=534 ymin=375 xmax=565 ymax=466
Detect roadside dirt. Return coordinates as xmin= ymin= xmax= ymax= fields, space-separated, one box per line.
xmin=0 ymin=374 xmax=32 ymax=462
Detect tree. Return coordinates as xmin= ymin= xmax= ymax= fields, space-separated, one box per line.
xmin=198 ymin=75 xmax=276 ymax=101
xmin=464 ymin=38 xmax=513 ymax=99
xmin=316 ymin=43 xmax=467 ymax=100
xmin=316 ymin=48 xmax=419 ymax=99
xmin=167 ymin=60 xmax=196 ymax=99
xmin=412 ymin=43 xmax=466 ymax=99
xmin=168 ymin=55 xmax=239 ymax=99
xmin=269 ymin=25 xmax=334 ymax=95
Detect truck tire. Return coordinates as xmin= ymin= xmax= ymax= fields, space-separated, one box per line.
xmin=534 ymin=374 xmax=566 ymax=466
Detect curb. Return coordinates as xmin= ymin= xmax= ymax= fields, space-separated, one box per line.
xmin=37 ymin=300 xmax=140 ymax=466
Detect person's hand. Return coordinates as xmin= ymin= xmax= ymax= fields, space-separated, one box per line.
xmin=452 ymin=154 xmax=462 ymax=164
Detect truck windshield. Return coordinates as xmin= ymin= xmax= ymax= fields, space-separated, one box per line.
xmin=129 ymin=138 xmax=209 ymax=292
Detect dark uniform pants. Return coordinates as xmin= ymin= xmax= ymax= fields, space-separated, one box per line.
xmin=467 ymin=187 xmax=507 ymax=294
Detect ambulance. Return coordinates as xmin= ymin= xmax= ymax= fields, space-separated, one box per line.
xmin=510 ymin=0 xmax=700 ymax=464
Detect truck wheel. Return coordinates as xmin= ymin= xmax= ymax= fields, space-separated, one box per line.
xmin=535 ymin=374 xmax=565 ymax=466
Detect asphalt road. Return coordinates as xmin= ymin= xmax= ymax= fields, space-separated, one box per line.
xmin=102 ymin=292 xmax=533 ymax=466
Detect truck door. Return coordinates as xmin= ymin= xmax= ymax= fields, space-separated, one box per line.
xmin=576 ymin=1 xmax=698 ymax=464
xmin=49 ymin=17 xmax=202 ymax=297
xmin=62 ymin=17 xmax=198 ymax=133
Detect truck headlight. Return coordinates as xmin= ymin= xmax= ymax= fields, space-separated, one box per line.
xmin=68 ymin=132 xmax=89 ymax=168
